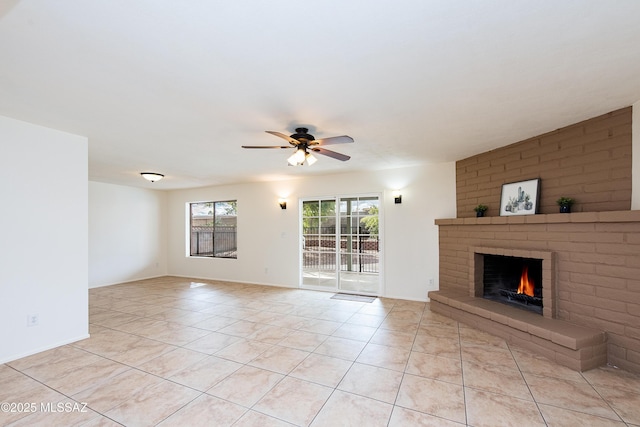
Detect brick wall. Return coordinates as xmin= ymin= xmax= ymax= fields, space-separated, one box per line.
xmin=437 ymin=212 xmax=640 ymax=373
xmin=456 ymin=107 xmax=632 ymax=218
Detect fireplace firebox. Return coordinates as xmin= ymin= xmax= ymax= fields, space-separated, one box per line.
xmin=482 ymin=254 xmax=543 ymax=314
xmin=471 ymin=247 xmax=556 ymax=319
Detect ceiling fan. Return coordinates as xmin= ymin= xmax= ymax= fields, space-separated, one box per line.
xmin=242 ymin=127 xmax=354 ymax=166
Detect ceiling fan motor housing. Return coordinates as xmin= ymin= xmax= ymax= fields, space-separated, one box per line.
xmin=290 ymin=128 xmax=315 ymax=142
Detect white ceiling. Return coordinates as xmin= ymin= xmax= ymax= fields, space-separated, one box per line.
xmin=2 ymin=1 xmax=640 ymax=190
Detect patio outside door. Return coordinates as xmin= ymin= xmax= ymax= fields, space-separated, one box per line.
xmin=301 ymin=195 xmax=380 ymax=294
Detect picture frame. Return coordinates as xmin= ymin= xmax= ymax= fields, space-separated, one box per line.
xmin=500 ymin=178 xmax=540 ymax=216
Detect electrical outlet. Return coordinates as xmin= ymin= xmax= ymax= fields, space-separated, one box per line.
xmin=428 ymin=278 xmax=435 ymax=286
xmin=27 ymin=314 xmax=39 ymax=327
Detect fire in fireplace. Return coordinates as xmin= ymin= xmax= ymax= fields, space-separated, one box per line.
xmin=482 ymin=254 xmax=543 ymax=314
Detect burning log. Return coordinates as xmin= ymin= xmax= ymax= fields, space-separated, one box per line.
xmin=499 ymin=289 xmax=542 ymax=306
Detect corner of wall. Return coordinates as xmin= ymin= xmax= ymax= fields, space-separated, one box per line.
xmin=633 ymin=102 xmax=640 ymax=210
xmin=89 ymin=181 xmax=169 ymax=287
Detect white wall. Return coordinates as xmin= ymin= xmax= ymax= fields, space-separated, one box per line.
xmin=0 ymin=115 xmax=88 ymax=363
xmin=633 ymin=101 xmax=639 ymax=210
xmin=167 ymin=163 xmax=456 ymax=301
xmin=89 ymin=181 xmax=167 ymax=287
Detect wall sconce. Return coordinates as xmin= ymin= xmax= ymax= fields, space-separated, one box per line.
xmin=279 ymin=199 xmax=287 ymax=210
xmin=393 ymin=191 xmax=402 ymax=204
xmin=140 ymin=172 xmax=164 ymax=182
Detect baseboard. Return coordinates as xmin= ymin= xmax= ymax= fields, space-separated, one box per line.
xmin=97 ymin=274 xmax=427 ymax=302
xmin=89 ymin=274 xmax=167 ymax=289
xmin=382 ymin=293 xmax=429 ymax=303
xmin=169 ymin=274 xmax=298 ymax=289
xmin=1 ymin=333 xmax=91 ymax=365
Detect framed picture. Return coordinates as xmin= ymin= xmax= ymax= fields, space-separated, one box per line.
xmin=500 ymin=179 xmax=540 ymax=216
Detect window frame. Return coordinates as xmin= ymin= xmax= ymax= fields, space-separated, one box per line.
xmin=189 ymin=200 xmax=237 ymax=259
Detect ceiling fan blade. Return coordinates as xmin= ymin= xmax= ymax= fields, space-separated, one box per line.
xmin=265 ymin=131 xmax=299 ymax=146
xmin=241 ymin=145 xmax=291 ymax=149
xmin=311 ymin=147 xmax=351 ymax=161
xmin=312 ymin=135 xmax=354 ymax=146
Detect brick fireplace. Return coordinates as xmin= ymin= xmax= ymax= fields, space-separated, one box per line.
xmin=430 ymin=211 xmax=640 ymax=372
xmin=429 ymin=107 xmax=640 ymax=373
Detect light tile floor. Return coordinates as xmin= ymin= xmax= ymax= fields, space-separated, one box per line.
xmin=2 ymin=276 xmax=640 ymax=426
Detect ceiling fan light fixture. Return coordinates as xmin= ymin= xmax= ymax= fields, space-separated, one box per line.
xmin=287 ymin=153 xmax=299 ymax=166
xmin=140 ymin=172 xmax=164 ymax=182
xmin=305 ymin=152 xmax=317 ymax=165
xmin=243 ymin=128 xmax=353 ymax=166
xmin=288 ymin=148 xmax=308 ymax=166
xmin=293 ymin=148 xmax=306 ymax=164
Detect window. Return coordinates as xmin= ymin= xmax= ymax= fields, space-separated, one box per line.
xmin=190 ymin=201 xmax=237 ymax=258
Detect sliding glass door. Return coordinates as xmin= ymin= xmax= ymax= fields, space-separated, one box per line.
xmin=301 ymin=195 xmax=380 ymax=294
xmin=338 ymin=196 xmax=380 ymax=294
xmin=301 ymin=198 xmax=337 ymax=289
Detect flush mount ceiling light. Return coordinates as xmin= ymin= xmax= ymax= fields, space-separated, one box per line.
xmin=140 ymin=172 xmax=164 ymax=182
